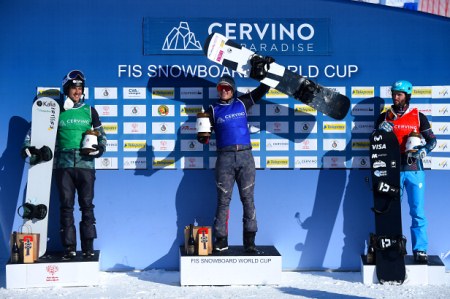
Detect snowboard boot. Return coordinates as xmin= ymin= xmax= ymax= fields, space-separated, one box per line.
xmin=82 ymin=239 xmax=95 ymax=258
xmin=243 ymin=232 xmax=257 ymax=253
xmin=413 ymin=251 xmax=428 ymax=264
xmin=62 ymin=246 xmax=76 ymax=260
xmin=213 ymin=237 xmax=228 ymax=252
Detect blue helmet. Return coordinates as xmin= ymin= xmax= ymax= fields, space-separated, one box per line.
xmin=391 ymin=80 xmax=413 ymax=95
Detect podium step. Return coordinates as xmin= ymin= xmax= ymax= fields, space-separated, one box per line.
xmin=361 ymin=254 xmax=446 ymax=285
xmin=6 ymin=250 xmax=101 ymax=289
xmin=180 ymin=245 xmax=282 ymax=286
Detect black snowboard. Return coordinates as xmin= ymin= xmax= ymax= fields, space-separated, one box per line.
xmin=369 ymin=130 xmax=406 ymax=284
xmin=203 ymin=32 xmax=350 ymax=120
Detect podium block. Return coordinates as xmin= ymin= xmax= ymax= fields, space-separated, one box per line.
xmin=361 ymin=254 xmax=446 ymax=285
xmin=6 ymin=251 xmax=100 ymax=289
xmin=180 ymin=245 xmax=282 ymax=286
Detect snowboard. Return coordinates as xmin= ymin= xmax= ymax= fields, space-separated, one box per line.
xmin=22 ymin=97 xmax=60 ymax=257
xmin=203 ymin=32 xmax=350 ymax=120
xmin=369 ymin=129 xmax=406 ymax=284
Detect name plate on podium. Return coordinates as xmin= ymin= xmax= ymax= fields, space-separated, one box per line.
xmin=180 ymin=245 xmax=282 ymax=286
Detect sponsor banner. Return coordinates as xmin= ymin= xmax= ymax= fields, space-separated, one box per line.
xmin=266 ymin=121 xmax=289 ymax=134
xmin=295 ymin=121 xmax=317 ymax=134
xmin=95 ymin=157 xmax=118 ymax=170
xmin=351 ymin=156 xmax=370 ymax=168
xmin=106 ymin=140 xmax=118 ymax=152
xmin=208 ymin=87 xmax=219 ymax=99
xmin=254 ymin=156 xmax=261 ymax=169
xmin=266 ymin=88 xmax=288 ymax=99
xmin=143 ymin=18 xmax=330 ymax=56
xmin=152 ymin=104 xmax=175 ymax=116
xmin=323 ymin=121 xmax=346 ymax=133
xmin=102 ymin=122 xmax=118 ymax=134
xmin=431 ymin=157 xmax=450 ymax=170
xmin=266 ymin=104 xmax=289 ymax=116
xmin=94 ymin=87 xmax=118 ymax=99
xmin=209 ymin=156 xmax=217 ymax=169
xmin=181 ymin=157 xmax=204 ymax=169
xmin=432 ymin=122 xmax=450 ymax=135
xmin=180 ymin=87 xmax=203 ymax=99
xmin=247 ymin=104 xmax=261 ymax=116
xmin=237 ymin=87 xmax=256 ymax=95
xmin=432 ymin=104 xmax=450 ymax=116
xmin=423 ymin=156 xmax=432 ymax=169
xmin=123 ymin=87 xmax=146 ymax=99
xmin=151 ymin=87 xmax=175 ymax=99
xmin=352 ymin=121 xmax=374 ymax=134
xmin=123 ymin=140 xmax=147 ymax=152
xmin=294 ymin=104 xmax=317 ymax=116
xmin=180 ymin=139 xmax=203 ymax=151
xmin=322 ymin=156 xmax=346 ymax=168
xmin=179 ymin=121 xmax=197 ymax=134
xmin=123 ymin=157 xmax=147 ymax=169
xmin=380 ymin=86 xmax=391 ymax=98
xmin=412 ymin=86 xmax=432 ymax=98
xmin=266 ymin=139 xmax=290 ymax=151
xmin=36 ymin=87 xmax=61 ymax=99
xmin=351 ymin=139 xmax=370 ymax=151
xmin=208 ymin=139 xmax=217 ymax=151
xmin=294 ymin=139 xmax=318 ymax=151
xmin=432 ymin=86 xmax=450 ymax=98
xmin=180 ymin=105 xmax=203 ymax=116
xmin=251 ymin=139 xmax=261 ymax=151
xmin=328 ymin=86 xmax=346 ymax=96
xmin=351 ymin=87 xmax=374 ymax=98
xmin=266 ymin=156 xmax=290 ymax=168
xmin=434 ymin=140 xmax=450 ymax=152
xmin=152 ymin=122 xmax=176 ymax=134
xmin=294 ymin=156 xmax=318 ymax=168
xmin=152 ymin=156 xmax=176 ymax=169
xmin=323 ymin=138 xmax=346 ymax=151
xmin=95 ymin=105 xmax=118 ymax=117
xmin=123 ymin=105 xmax=147 ymax=117
xmin=123 ymin=122 xmax=146 ymax=134
xmin=152 ymin=139 xmax=176 ymax=152
xmin=248 ymin=122 xmax=261 ymax=134
xmin=411 ymin=103 xmax=432 ymax=116
xmin=351 ymin=103 xmax=374 ymax=116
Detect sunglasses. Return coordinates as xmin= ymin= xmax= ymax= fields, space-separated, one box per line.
xmin=217 ymin=85 xmax=233 ymax=93
xmin=66 ymin=70 xmax=85 ymax=81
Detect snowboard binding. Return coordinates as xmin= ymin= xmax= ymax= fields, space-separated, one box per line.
xmin=18 ymin=202 xmax=48 ymax=220
xmin=249 ymin=54 xmax=275 ymax=81
xmin=22 ymin=145 xmax=53 ymax=165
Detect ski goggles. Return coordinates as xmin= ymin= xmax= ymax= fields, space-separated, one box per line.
xmin=217 ymin=84 xmax=233 ymax=93
xmin=65 ymin=70 xmax=85 ymax=81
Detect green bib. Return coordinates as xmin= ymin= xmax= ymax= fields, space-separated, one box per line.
xmin=57 ymin=105 xmax=92 ymax=149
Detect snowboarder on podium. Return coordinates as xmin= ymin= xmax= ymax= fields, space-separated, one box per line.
xmin=375 ymin=80 xmax=436 ymax=263
xmin=196 ymin=55 xmax=274 ymax=253
xmin=56 ymin=70 xmax=107 ymax=259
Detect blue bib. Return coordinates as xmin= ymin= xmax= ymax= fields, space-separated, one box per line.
xmin=212 ymin=99 xmax=250 ymax=149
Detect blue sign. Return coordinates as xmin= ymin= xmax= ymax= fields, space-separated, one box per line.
xmin=143 ymin=18 xmax=331 ymax=56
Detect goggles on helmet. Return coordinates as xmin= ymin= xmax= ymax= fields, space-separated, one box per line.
xmin=66 ymin=70 xmax=85 ymax=81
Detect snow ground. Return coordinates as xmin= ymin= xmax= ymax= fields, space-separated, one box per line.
xmin=1 ymin=270 xmax=450 ymax=299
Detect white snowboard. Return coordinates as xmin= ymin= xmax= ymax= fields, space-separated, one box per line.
xmin=23 ymin=97 xmax=60 ymax=257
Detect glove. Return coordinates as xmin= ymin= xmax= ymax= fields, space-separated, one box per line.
xmin=411 ymin=145 xmax=427 ymax=160
xmin=249 ymin=55 xmax=275 ymax=80
xmin=378 ymin=121 xmax=394 ymax=132
xmin=88 ymin=144 xmax=105 ymax=158
xmin=197 ymin=134 xmax=210 ymax=144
